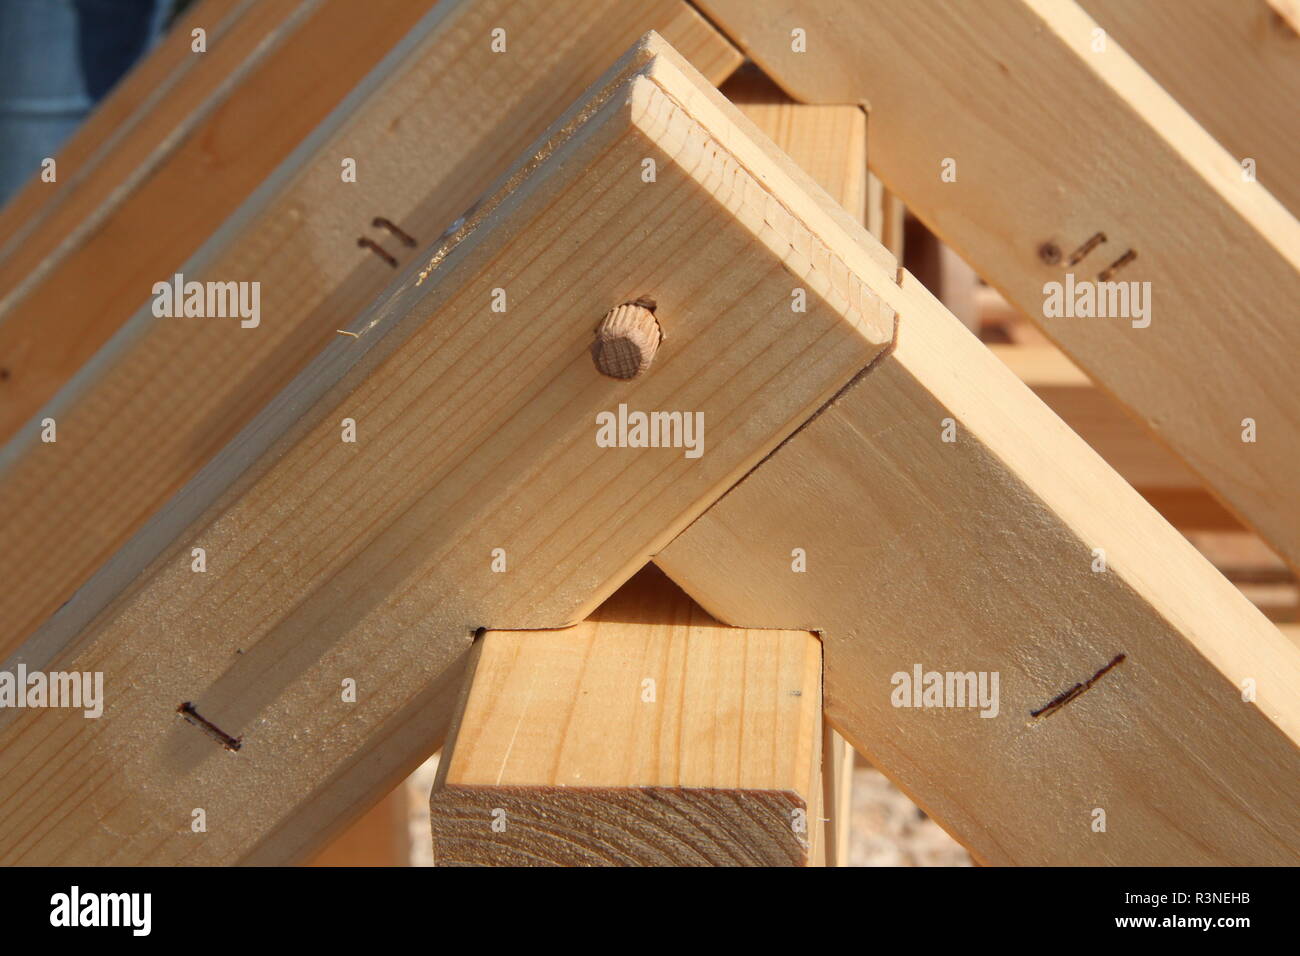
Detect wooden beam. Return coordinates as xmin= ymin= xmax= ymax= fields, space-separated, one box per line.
xmin=820 ymin=724 xmax=853 ymax=866
xmin=657 ymin=280 xmax=1300 ymax=862
xmin=0 ymin=34 xmax=890 ymax=865
xmin=986 ymin=327 xmax=1295 ymax=611
xmin=0 ymin=0 xmax=246 ymax=259
xmin=0 ymin=0 xmax=434 ymax=419
xmin=307 ymin=788 xmax=409 ymax=866
xmin=988 ymin=344 xmax=1199 ymax=492
xmin=430 ymin=567 xmax=824 ymax=866
xmin=987 ymin=343 xmax=1291 ymax=537
xmin=698 ymin=0 xmax=1300 ymax=572
xmin=721 ymin=66 xmax=867 ymax=224
xmin=0 ymin=0 xmax=742 ymax=657
xmin=720 ymin=69 xmax=871 ymax=864
xmin=1079 ymin=0 xmax=1300 ymax=218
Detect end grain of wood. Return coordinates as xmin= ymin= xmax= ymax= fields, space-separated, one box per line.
xmin=592 ymin=302 xmax=661 ymax=379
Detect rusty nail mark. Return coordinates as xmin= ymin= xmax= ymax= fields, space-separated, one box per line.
xmin=1098 ymin=249 xmax=1137 ymax=281
xmin=357 ymin=237 xmax=397 ymax=268
xmin=372 ymin=217 xmax=416 ymax=247
xmin=1067 ymin=232 xmax=1107 ymax=266
xmin=1030 ymin=653 xmax=1126 ymax=719
xmin=177 ymin=701 xmax=242 ymax=751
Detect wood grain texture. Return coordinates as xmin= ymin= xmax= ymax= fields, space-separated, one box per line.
xmin=700 ymin=0 xmax=1300 ymax=573
xmin=989 ymin=344 xmax=1199 ymax=492
xmin=0 ymin=0 xmax=428 ymax=428
xmin=1081 ymin=0 xmax=1300 ymax=217
xmin=0 ymin=0 xmax=248 ymax=262
xmin=988 ymin=340 xmax=1275 ymax=536
xmin=721 ymin=67 xmax=867 ymax=224
xmin=0 ymin=0 xmax=741 ymax=658
xmin=721 ymin=71 xmax=870 ymax=865
xmin=658 ymin=264 xmax=1300 ymax=865
xmin=0 ymin=34 xmax=889 ymax=865
xmin=307 ymin=789 xmax=408 ymax=866
xmin=430 ymin=567 xmax=823 ymax=866
xmin=986 ymin=330 xmax=1275 ymax=537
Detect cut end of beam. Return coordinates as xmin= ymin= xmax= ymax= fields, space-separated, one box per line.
xmin=429 ymin=567 xmax=824 ymax=866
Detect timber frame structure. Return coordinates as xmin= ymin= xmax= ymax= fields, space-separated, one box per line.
xmin=0 ymin=0 xmax=1296 ymax=868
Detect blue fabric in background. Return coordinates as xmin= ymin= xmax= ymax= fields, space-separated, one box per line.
xmin=0 ymin=0 xmax=167 ymax=205
xmin=74 ymin=0 xmax=167 ymax=100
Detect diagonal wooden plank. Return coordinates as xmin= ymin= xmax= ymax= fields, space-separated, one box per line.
xmin=989 ymin=343 xmax=1200 ymax=493
xmin=0 ymin=0 xmax=429 ymax=374
xmin=1080 ymin=0 xmax=1300 ymax=218
xmin=697 ymin=0 xmax=1300 ymax=573
xmin=0 ymin=0 xmax=741 ymax=658
xmin=657 ymin=264 xmax=1300 ymax=865
xmin=429 ymin=567 xmax=824 ymax=866
xmin=0 ymin=34 xmax=891 ymax=865
xmin=0 ymin=0 xmax=249 ymax=261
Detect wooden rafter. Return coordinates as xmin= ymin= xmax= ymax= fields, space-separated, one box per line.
xmin=657 ymin=268 xmax=1300 ymax=865
xmin=697 ymin=0 xmax=1300 ymax=572
xmin=1080 ymin=0 xmax=1300 ymax=218
xmin=0 ymin=0 xmax=246 ymax=268
xmin=0 ymin=35 xmax=890 ymax=865
xmin=0 ymin=0 xmax=741 ymax=658
xmin=2 ymin=7 xmax=1294 ymax=871
xmin=0 ymin=0 xmax=436 ymax=429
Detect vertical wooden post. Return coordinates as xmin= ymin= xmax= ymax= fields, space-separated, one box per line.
xmin=429 ymin=568 xmax=824 ymax=866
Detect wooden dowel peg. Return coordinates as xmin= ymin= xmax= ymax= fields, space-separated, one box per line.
xmin=592 ymin=302 xmax=660 ymax=379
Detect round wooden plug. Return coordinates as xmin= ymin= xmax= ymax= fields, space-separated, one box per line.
xmin=591 ymin=302 xmax=661 ymax=380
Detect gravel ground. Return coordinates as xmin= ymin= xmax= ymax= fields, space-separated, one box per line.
xmin=848 ymin=765 xmax=971 ymax=867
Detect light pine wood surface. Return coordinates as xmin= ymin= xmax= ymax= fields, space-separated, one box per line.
xmin=0 ymin=0 xmax=742 ymax=658
xmin=658 ymin=268 xmax=1300 ymax=864
xmin=0 ymin=35 xmax=888 ymax=865
xmin=699 ymin=0 xmax=1300 ymax=573
xmin=430 ymin=567 xmax=824 ymax=866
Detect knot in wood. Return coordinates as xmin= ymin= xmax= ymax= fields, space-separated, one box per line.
xmin=592 ymin=303 xmax=660 ymax=380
